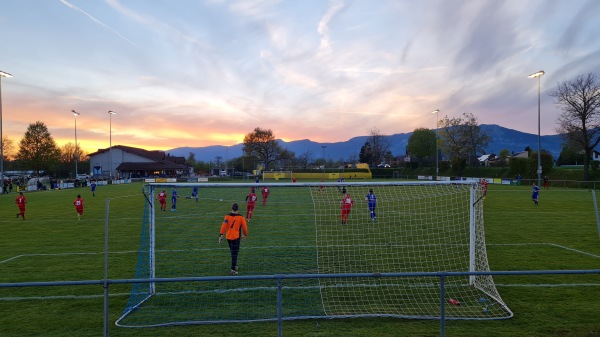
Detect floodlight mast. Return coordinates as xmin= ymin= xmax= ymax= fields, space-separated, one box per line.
xmin=0 ymin=70 xmax=13 ymax=192
xmin=431 ymin=109 xmax=440 ymax=179
xmin=108 ymin=110 xmax=116 ymax=179
xmin=528 ymin=70 xmax=545 ymax=187
xmin=72 ymin=110 xmax=80 ymax=178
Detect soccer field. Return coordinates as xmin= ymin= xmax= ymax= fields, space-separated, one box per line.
xmin=1 ymin=181 xmax=600 ymax=336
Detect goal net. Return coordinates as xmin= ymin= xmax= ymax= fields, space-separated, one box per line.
xmin=116 ymin=181 xmax=512 ymax=327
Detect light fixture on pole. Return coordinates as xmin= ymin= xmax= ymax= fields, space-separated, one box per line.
xmin=528 ymin=70 xmax=545 ymax=187
xmin=432 ymin=109 xmax=440 ymax=179
xmin=71 ymin=110 xmax=80 ymax=178
xmin=108 ymin=110 xmax=116 ymax=179
xmin=0 ymin=70 xmax=13 ymax=192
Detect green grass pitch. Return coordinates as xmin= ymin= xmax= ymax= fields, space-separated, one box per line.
xmin=1 ymin=181 xmax=600 ymax=336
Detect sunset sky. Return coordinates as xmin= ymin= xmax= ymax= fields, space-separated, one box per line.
xmin=1 ymin=0 xmax=599 ymax=155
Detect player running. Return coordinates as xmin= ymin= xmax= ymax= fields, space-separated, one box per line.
xmin=73 ymin=194 xmax=85 ymax=220
xmin=15 ymin=192 xmax=27 ymax=220
xmin=245 ymin=187 xmax=258 ymax=221
xmin=261 ymin=186 xmax=269 ymax=205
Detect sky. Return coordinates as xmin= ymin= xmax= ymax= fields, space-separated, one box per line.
xmin=1 ymin=0 xmax=600 ymax=155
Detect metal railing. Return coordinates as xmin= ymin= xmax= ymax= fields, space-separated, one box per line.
xmin=1 ymin=269 xmax=599 ymax=337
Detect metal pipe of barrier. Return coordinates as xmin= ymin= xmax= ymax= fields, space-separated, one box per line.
xmin=1 ymin=269 xmax=600 ymax=336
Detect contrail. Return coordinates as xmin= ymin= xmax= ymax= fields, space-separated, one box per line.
xmin=59 ymin=0 xmax=138 ymax=47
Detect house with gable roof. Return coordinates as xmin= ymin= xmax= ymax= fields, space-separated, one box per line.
xmin=87 ymin=145 xmax=190 ymax=178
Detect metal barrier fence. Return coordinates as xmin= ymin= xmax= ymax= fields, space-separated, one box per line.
xmin=1 ymin=269 xmax=599 ymax=337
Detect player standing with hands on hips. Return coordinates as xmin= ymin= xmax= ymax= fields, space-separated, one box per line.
xmin=219 ymin=203 xmax=248 ymax=275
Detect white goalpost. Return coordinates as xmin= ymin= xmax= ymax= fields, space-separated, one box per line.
xmin=116 ymin=181 xmax=512 ymax=327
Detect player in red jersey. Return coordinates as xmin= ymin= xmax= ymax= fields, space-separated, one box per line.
xmin=261 ymin=186 xmax=269 ymax=205
xmin=340 ymin=192 xmax=355 ymax=224
xmin=481 ymin=179 xmax=489 ymax=200
xmin=73 ymin=194 xmax=85 ymax=220
xmin=245 ymin=187 xmax=258 ymax=221
xmin=15 ymin=192 xmax=27 ymax=220
xmin=157 ymin=189 xmax=167 ymax=211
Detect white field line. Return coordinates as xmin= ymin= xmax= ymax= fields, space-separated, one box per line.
xmin=2 ymin=243 xmax=600 ymax=302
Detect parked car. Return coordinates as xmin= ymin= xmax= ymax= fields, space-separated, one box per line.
xmin=76 ymin=174 xmax=90 ymax=179
xmin=377 ymin=163 xmax=391 ymax=168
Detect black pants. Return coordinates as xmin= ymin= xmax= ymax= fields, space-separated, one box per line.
xmin=227 ymin=238 xmax=241 ymax=270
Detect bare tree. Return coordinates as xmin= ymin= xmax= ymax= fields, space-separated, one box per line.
xmin=438 ymin=112 xmax=490 ymax=167
xmin=366 ymin=128 xmax=391 ymax=166
xmin=551 ymin=73 xmax=600 ymax=181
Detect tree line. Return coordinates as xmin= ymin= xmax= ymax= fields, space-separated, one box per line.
xmin=3 ymin=73 xmax=599 ymax=181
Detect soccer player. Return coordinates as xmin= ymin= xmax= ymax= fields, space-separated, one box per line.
xmin=186 ymin=186 xmax=199 ymax=202
xmin=218 ymin=202 xmax=248 ymax=275
xmin=365 ymin=188 xmax=377 ymax=222
xmin=320 ymin=178 xmax=325 ymax=192
xmin=90 ymin=180 xmax=97 ymax=197
xmin=532 ymin=183 xmax=539 ymax=205
xmin=261 ymin=186 xmax=269 ymax=205
xmin=15 ymin=192 xmax=27 ymax=220
xmin=245 ymin=187 xmax=258 ymax=221
xmin=543 ymin=176 xmax=549 ymax=189
xmin=171 ymin=187 xmax=179 ymax=212
xmin=157 ymin=189 xmax=167 ymax=211
xmin=340 ymin=192 xmax=355 ymax=224
xmin=481 ymin=179 xmax=489 ymax=200
xmin=73 ymin=194 xmax=85 ymax=220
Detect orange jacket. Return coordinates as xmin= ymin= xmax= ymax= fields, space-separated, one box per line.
xmin=220 ymin=213 xmax=248 ymax=240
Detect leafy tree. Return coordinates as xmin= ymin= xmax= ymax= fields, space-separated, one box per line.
xmin=406 ymin=128 xmax=436 ymax=164
xmin=186 ymin=152 xmax=197 ymax=167
xmin=60 ymin=142 xmax=87 ymax=177
xmin=2 ymin=135 xmax=15 ymax=161
xmin=15 ymin=121 xmax=61 ymax=176
xmin=358 ymin=141 xmax=373 ymax=164
xmin=242 ymin=127 xmax=286 ymax=169
xmin=499 ymin=149 xmax=511 ymax=161
xmin=551 ymin=73 xmax=600 ymax=180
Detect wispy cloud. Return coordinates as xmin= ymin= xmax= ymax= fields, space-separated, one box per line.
xmin=59 ymin=0 xmax=138 ymax=47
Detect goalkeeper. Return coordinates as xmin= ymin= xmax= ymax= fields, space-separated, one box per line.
xmin=219 ymin=203 xmax=248 ymax=275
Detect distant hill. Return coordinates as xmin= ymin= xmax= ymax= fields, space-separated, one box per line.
xmin=167 ymin=124 xmax=564 ymax=162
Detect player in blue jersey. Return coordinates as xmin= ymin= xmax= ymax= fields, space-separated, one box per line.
xmin=365 ymin=189 xmax=377 ymax=222
xmin=186 ymin=186 xmax=199 ymax=202
xmin=171 ymin=187 xmax=179 ymax=211
xmin=531 ymin=183 xmax=539 ymax=205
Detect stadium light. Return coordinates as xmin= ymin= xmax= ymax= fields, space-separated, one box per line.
xmin=431 ymin=109 xmax=440 ymax=179
xmin=72 ymin=110 xmax=80 ymax=178
xmin=528 ymin=70 xmax=545 ymax=187
xmin=0 ymin=70 xmax=13 ymax=193
xmin=108 ymin=110 xmax=116 ymax=179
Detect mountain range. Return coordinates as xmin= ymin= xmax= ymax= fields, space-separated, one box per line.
xmin=167 ymin=125 xmax=565 ymax=163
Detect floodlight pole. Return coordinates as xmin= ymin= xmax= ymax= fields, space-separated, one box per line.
xmin=0 ymin=70 xmax=13 ymax=193
xmin=529 ymin=70 xmax=545 ymax=187
xmin=72 ymin=110 xmax=80 ymax=178
xmin=108 ymin=110 xmax=116 ymax=179
xmin=432 ymin=109 xmax=440 ymax=180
